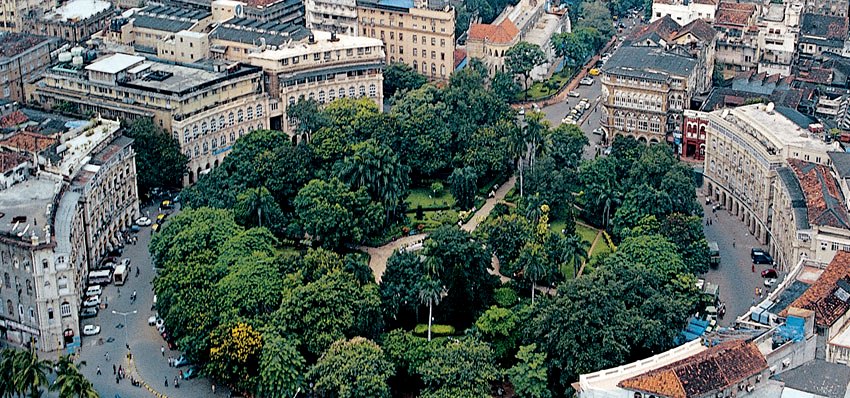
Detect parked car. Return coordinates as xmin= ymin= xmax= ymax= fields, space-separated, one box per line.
xmin=82 ymin=325 xmax=101 ymax=336
xmin=592 ymin=128 xmax=604 ymax=135
xmin=80 ymin=308 xmax=98 ymax=319
xmin=764 ymin=278 xmax=777 ymax=288
xmin=82 ymin=296 xmax=100 ymax=308
xmin=761 ymin=269 xmax=778 ymax=278
xmin=130 ymin=225 xmax=141 ymax=233
xmin=151 ymin=223 xmax=161 ymax=233
xmin=753 ymin=253 xmax=775 ymax=265
xmin=148 ymin=316 xmax=158 ymax=326
xmin=174 ymin=355 xmax=192 ymax=367
xmin=135 ymin=217 xmax=152 ymax=226
xmin=156 ymin=213 xmax=168 ymax=222
xmin=121 ymin=258 xmax=131 ymax=267
xmin=580 ymin=77 xmax=595 ymax=85
xmin=751 ymin=248 xmax=765 ymax=258
xmin=85 ymin=285 xmax=102 ymax=297
xmin=568 ymin=91 xmax=580 ymax=97
xmin=182 ymin=367 xmax=199 ymax=380
xmin=589 ymin=68 xmax=600 ymax=76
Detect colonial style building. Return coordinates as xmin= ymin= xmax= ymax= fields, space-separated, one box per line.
xmin=798 ymin=13 xmax=848 ymax=59
xmin=356 ymin=0 xmax=454 ymax=80
xmin=0 ymin=115 xmax=138 ymax=352
xmin=22 ymin=0 xmax=114 ymax=44
xmin=804 ymin=0 xmax=849 ymax=17
xmin=306 ymin=0 xmax=358 ymax=35
xmin=651 ymin=0 xmax=718 ymax=25
xmin=248 ymin=30 xmax=384 ymax=139
xmin=27 ymin=53 xmax=268 ymax=185
xmin=600 ymin=16 xmax=715 ymax=144
xmin=165 ymin=0 xmax=304 ymax=25
xmin=0 ymin=33 xmax=58 ymax=102
xmin=105 ymin=5 xmax=213 ymax=54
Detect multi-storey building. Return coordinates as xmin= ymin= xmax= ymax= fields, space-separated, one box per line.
xmin=248 ymin=30 xmax=384 ymax=139
xmin=756 ymin=2 xmax=800 ymax=76
xmin=0 ymin=115 xmax=138 ymax=352
xmin=305 ymin=0 xmax=358 ymax=35
xmin=804 ymin=0 xmax=849 ymax=17
xmin=0 ymin=33 xmax=58 ymax=102
xmin=798 ymin=13 xmax=848 ymax=59
xmin=27 ymin=53 xmax=268 ymax=185
xmin=651 ymin=0 xmax=718 ymax=25
xmin=106 ymin=5 xmax=213 ymax=53
xmin=166 ymin=0 xmax=304 ymax=25
xmin=0 ymin=0 xmax=51 ymax=32
xmin=209 ymin=17 xmax=311 ymax=62
xmin=700 ymin=103 xmax=842 ymax=268
xmin=22 ymin=0 xmax=114 ymax=44
xmin=356 ymin=0 xmax=454 ymax=80
xmin=600 ymin=16 xmax=715 ymax=145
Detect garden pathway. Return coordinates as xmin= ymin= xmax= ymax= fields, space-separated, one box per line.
xmin=360 ymin=176 xmax=517 ymax=282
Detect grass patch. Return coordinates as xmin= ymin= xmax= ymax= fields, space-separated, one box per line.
xmin=405 ymin=188 xmax=455 ymax=209
xmin=576 ymin=224 xmax=598 ymax=244
xmin=414 ymin=324 xmax=456 ymax=337
xmin=514 ymin=69 xmax=574 ymax=102
xmin=408 ymin=209 xmax=460 ymax=231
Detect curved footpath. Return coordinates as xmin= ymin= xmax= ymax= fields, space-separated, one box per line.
xmin=360 ymin=176 xmax=517 ymax=282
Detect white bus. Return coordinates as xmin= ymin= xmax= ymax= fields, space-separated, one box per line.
xmin=87 ymin=270 xmax=112 ymax=285
xmin=113 ymin=264 xmax=127 ymax=286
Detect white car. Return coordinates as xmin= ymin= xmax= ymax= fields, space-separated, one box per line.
xmin=82 ymin=325 xmax=101 ymax=336
xmin=764 ymin=278 xmax=777 ymax=288
xmin=568 ymin=91 xmax=580 ymax=98
xmin=135 ymin=217 xmax=152 ymax=226
xmin=82 ymin=296 xmax=100 ymax=308
xmin=580 ymin=77 xmax=594 ymax=86
xmin=148 ymin=315 xmax=158 ymax=326
xmin=156 ymin=318 xmax=165 ymax=329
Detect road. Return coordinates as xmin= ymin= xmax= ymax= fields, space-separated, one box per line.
xmin=76 ymin=202 xmax=221 ymax=398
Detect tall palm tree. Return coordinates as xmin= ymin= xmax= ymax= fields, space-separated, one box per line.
xmin=417 ymin=277 xmax=444 ymax=341
xmin=51 ymin=356 xmax=97 ymax=398
xmin=562 ymin=233 xmax=590 ymax=278
xmin=523 ymin=112 xmax=551 ymax=172
xmin=0 ymin=349 xmax=19 ymax=398
xmin=12 ymin=348 xmax=52 ymax=398
xmin=340 ymin=140 xmax=409 ymax=221
xmin=504 ymin=120 xmax=528 ymax=197
xmin=516 ymin=243 xmax=547 ymax=305
xmin=235 ymin=186 xmax=276 ymax=228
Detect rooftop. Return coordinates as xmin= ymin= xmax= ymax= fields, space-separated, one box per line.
xmin=0 ymin=131 xmax=57 ymax=153
xmin=777 ymin=166 xmax=811 ymax=231
xmin=0 ymin=152 xmax=28 ymax=174
xmin=210 ymin=17 xmax=310 ymax=46
xmin=133 ymin=15 xmax=195 ymax=33
xmin=138 ymin=5 xmax=211 ymax=20
xmin=0 ymin=33 xmax=54 ymax=59
xmin=85 ymin=53 xmax=145 ymax=74
xmin=602 ymin=45 xmax=697 ymax=80
xmin=468 ymin=18 xmax=519 ymax=44
xmin=788 ymin=159 xmax=850 ymax=230
xmin=0 ymin=176 xmax=59 ymax=243
xmin=724 ymin=104 xmax=838 ymax=153
xmin=773 ymin=359 xmax=850 ymax=397
xmin=714 ymin=2 xmax=757 ymax=27
xmin=43 ymin=0 xmax=111 ymax=22
xmin=249 ymin=30 xmax=383 ymax=61
xmin=629 ymin=14 xmax=681 ymax=43
xmin=675 ymin=18 xmax=717 ymax=42
xmin=781 ymin=251 xmax=850 ymax=328
xmin=618 ymin=340 xmax=767 ymax=398
xmin=828 ymin=152 xmax=850 ymax=179
xmin=801 ymin=13 xmax=847 ymax=40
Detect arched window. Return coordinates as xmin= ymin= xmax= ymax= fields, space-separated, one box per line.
xmin=25 ymin=279 xmax=31 ymax=295
xmin=339 ymin=88 xmax=345 ymax=98
xmin=359 ymin=85 xmax=365 ymax=96
xmin=431 ymin=64 xmax=436 ymax=76
xmin=3 ymin=272 xmax=9 ymax=288
xmin=237 ymin=109 xmax=244 ymax=122
xmin=212 ymin=138 xmax=218 ymax=148
xmin=256 ymin=104 xmax=263 ymax=117
xmin=413 ymin=60 xmax=418 ymax=70
xmin=201 ymin=122 xmax=208 ymax=134
xmin=369 ymin=84 xmax=376 ymax=97
xmin=441 ymin=64 xmax=446 ymax=77
xmin=318 ymin=90 xmax=325 ymax=103
xmin=60 ymin=302 xmax=71 ymax=317
xmin=239 ymin=128 xmax=245 ymax=138
xmin=6 ymin=300 xmax=11 ymax=315
xmin=308 ymin=92 xmax=315 ymax=101
xmin=349 ymin=87 xmax=355 ymax=97
xmin=194 ymin=145 xmax=199 ymax=157
xmin=210 ymin=118 xmax=218 ymax=132
xmin=228 ymin=112 xmax=235 ymax=126
xmin=202 ymin=142 xmax=208 ymax=153
xmin=230 ymin=132 xmax=236 ymax=142
xmin=183 ymin=128 xmax=190 ymax=143
xmin=221 ymin=134 xmax=227 ymax=145
xmin=219 ymin=116 xmax=225 ymax=128
xmin=192 ymin=124 xmax=199 ymax=138
xmin=422 ymin=62 xmax=427 ymax=73
xmin=247 ymin=106 xmax=254 ymax=120
xmin=329 ymin=89 xmax=336 ymax=101
xmin=289 ymin=96 xmax=296 ymax=105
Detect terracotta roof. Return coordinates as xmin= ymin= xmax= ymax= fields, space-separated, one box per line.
xmin=619 ymin=340 xmax=767 ymax=398
xmin=0 ymin=131 xmax=56 ymax=152
xmin=629 ymin=14 xmax=681 ymax=42
xmin=714 ymin=7 xmax=755 ymax=27
xmin=453 ymin=48 xmax=466 ymax=69
xmin=801 ymin=13 xmax=848 ymax=40
xmin=781 ymin=251 xmax=850 ymax=328
xmin=789 ymin=159 xmax=850 ymax=229
xmin=693 ymin=0 xmax=718 ymax=4
xmin=798 ymin=67 xmax=834 ymax=84
xmin=674 ymin=18 xmax=717 ymax=42
xmin=0 ymin=111 xmax=27 ymax=128
xmin=0 ymin=151 xmax=28 ymax=173
xmin=468 ymin=18 xmax=519 ymax=44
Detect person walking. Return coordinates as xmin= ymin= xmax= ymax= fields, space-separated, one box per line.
xmin=113 ymin=364 xmax=116 ymax=375
xmin=105 ymin=352 xmax=109 ymax=361
xmin=164 ymin=377 xmax=168 ymax=387
xmin=212 ymin=384 xmax=216 ymax=394
xmin=96 ymin=366 xmax=102 ymax=375
xmin=161 ymin=345 xmax=165 ymax=356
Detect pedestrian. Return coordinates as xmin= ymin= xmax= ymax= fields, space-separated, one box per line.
xmin=161 ymin=345 xmax=165 ymax=356
xmin=113 ymin=364 xmax=116 ymax=375
xmin=105 ymin=352 xmax=109 ymax=361
xmin=212 ymin=384 xmax=216 ymax=394
xmin=164 ymin=377 xmax=168 ymax=387
xmin=733 ymin=239 xmax=736 ymax=248
xmin=174 ymin=377 xmax=179 ymax=388
xmin=97 ymin=366 xmax=102 ymax=375
xmin=118 ymin=365 xmax=122 ymax=375
xmin=116 ymin=375 xmax=119 ymax=384
xmin=752 ymin=264 xmax=755 ymax=273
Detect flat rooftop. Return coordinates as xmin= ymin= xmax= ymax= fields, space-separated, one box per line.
xmin=0 ymin=33 xmax=53 ymax=59
xmin=47 ymin=120 xmax=120 ymax=178
xmin=250 ymin=30 xmax=383 ymax=60
xmin=85 ymin=53 xmax=145 ymax=74
xmin=728 ymin=104 xmax=840 ymax=153
xmin=0 ymin=176 xmax=59 ymax=242
xmin=45 ymin=0 xmax=111 ymax=22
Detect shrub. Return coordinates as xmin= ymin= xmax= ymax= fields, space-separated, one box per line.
xmin=413 ymin=324 xmax=456 ymax=337
xmin=493 ymin=287 xmax=519 ymax=307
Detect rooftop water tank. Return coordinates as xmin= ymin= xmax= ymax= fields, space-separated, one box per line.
xmin=58 ymin=52 xmax=72 ymax=62
xmin=71 ymin=46 xmax=84 ymax=56
xmin=72 ymin=56 xmax=83 ymax=66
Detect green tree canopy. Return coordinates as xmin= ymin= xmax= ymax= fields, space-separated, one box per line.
xmin=505 ymin=42 xmax=546 ymax=99
xmin=293 ymin=178 xmax=385 ymax=249
xmin=125 ymin=117 xmax=188 ymax=196
xmin=416 ymin=338 xmax=498 ymax=398
xmin=310 ymin=337 xmax=394 ymax=398
xmin=384 ymin=63 xmax=427 ymax=98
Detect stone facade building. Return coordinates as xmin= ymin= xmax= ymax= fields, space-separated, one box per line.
xmin=306 ymin=0 xmax=358 ymax=35
xmin=22 ymin=0 xmax=114 ymax=44
xmin=0 ymin=33 xmax=58 ymax=102
xmin=356 ymin=0 xmax=454 ymax=80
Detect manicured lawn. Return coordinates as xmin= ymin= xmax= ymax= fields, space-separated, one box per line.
xmin=576 ymin=224 xmax=598 ymax=245
xmin=405 ymin=188 xmax=455 ymax=209
xmin=514 ymin=69 xmax=574 ymax=102
xmin=550 ymin=221 xmax=611 ymax=258
xmin=408 ymin=208 xmax=460 ymax=231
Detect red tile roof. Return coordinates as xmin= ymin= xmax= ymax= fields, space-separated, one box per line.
xmin=714 ymin=2 xmax=757 ymax=27
xmin=619 ymin=340 xmax=767 ymax=398
xmin=788 ymin=159 xmax=850 ymax=229
xmin=0 ymin=131 xmax=56 ymax=152
xmin=453 ymin=48 xmax=466 ymax=69
xmin=797 ymin=67 xmax=833 ymax=84
xmin=468 ymin=18 xmax=519 ymax=44
xmin=781 ymin=251 xmax=850 ymax=328
xmin=629 ymin=14 xmax=681 ymax=42
xmin=0 ymin=111 xmax=27 ymax=128
xmin=0 ymin=151 xmax=28 ymax=173
xmin=674 ymin=18 xmax=717 ymax=42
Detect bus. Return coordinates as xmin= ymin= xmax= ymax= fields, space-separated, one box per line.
xmin=113 ymin=264 xmax=127 ymax=286
xmin=708 ymin=241 xmax=720 ymax=267
xmin=88 ymin=270 xmax=112 ymax=285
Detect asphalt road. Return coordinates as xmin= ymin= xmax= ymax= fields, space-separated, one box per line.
xmin=76 ymin=202 xmax=222 ymax=398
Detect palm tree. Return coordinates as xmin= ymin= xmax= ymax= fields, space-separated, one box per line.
xmin=516 ymin=243 xmax=547 ymax=305
xmin=504 ymin=120 xmax=528 ymax=197
xmin=51 ymin=356 xmax=97 ymax=398
xmin=562 ymin=233 xmax=590 ymax=278
xmin=340 ymin=139 xmax=409 ymax=221
xmin=523 ymin=112 xmax=551 ymax=172
xmin=235 ymin=186 xmax=277 ymax=228
xmin=12 ymin=348 xmax=52 ymax=398
xmin=0 ymin=349 xmax=19 ymax=398
xmin=417 ymin=276 xmax=444 ymax=341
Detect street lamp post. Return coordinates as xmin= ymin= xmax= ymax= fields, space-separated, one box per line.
xmin=112 ymin=310 xmax=137 ymax=351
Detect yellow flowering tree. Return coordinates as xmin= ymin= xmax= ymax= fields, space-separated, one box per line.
xmin=208 ymin=322 xmax=263 ymax=391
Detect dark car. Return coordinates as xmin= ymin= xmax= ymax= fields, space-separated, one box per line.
xmin=753 ymin=254 xmax=774 ymax=265
xmin=80 ymin=307 xmax=98 ymax=319
xmin=761 ymin=269 xmax=778 ymax=278
xmin=751 ymin=248 xmax=765 ymax=259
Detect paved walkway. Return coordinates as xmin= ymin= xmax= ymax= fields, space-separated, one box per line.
xmin=361 ymin=176 xmax=517 ymax=282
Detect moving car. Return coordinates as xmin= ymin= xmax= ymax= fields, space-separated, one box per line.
xmin=580 ymin=77 xmax=595 ymax=85
xmin=135 ymin=217 xmax=152 ymax=226
xmin=82 ymin=325 xmax=101 ymax=336
xmin=80 ymin=308 xmax=98 ymax=319
xmin=82 ymin=296 xmax=101 ymax=307
xmin=761 ymin=269 xmax=778 ymax=278
xmin=592 ymin=128 xmax=603 ymax=135
xmin=568 ymin=91 xmax=580 ymax=97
